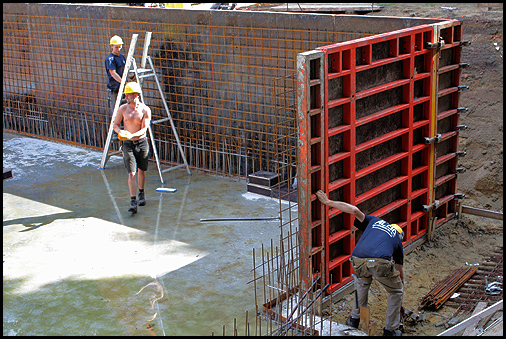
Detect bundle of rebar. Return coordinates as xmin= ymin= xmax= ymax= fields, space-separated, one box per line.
xmin=446 ymin=248 xmax=503 ymax=314
xmin=421 ymin=265 xmax=478 ymax=309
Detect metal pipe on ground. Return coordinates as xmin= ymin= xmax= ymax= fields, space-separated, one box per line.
xmin=200 ymin=217 xmax=280 ymax=222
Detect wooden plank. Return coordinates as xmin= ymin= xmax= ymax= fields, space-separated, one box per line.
xmin=437 ymin=300 xmax=503 ymax=336
xmin=462 ymin=302 xmax=488 ymax=336
xmin=360 ymin=306 xmax=375 ymax=336
xmin=360 ymin=306 xmax=370 ymax=334
xmin=428 ymin=217 xmax=437 ymax=241
xmin=3 ymin=168 xmax=13 ymax=181
xmin=462 ymin=205 xmax=503 ymax=220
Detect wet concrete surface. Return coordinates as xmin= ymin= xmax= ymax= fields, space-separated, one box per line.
xmin=3 ymin=132 xmax=286 ymax=335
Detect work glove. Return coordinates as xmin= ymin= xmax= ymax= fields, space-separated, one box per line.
xmin=118 ymin=130 xmax=132 ymax=141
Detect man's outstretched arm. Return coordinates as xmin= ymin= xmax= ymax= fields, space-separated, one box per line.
xmin=316 ymin=190 xmax=365 ymax=222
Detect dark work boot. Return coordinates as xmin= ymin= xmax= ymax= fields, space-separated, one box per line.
xmin=138 ymin=190 xmax=146 ymax=206
xmin=383 ymin=328 xmax=402 ymax=336
xmin=346 ymin=315 xmax=360 ymax=329
xmin=128 ymin=198 xmax=137 ymax=213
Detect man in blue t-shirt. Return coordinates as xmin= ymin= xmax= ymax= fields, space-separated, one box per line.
xmin=105 ymin=35 xmax=127 ymax=113
xmin=316 ymin=190 xmax=404 ymax=336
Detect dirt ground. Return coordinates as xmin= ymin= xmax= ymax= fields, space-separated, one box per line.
xmin=4 ymin=3 xmax=501 ymax=336
xmin=325 ymin=3 xmax=503 ymax=336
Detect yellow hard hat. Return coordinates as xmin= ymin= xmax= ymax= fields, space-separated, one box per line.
xmin=391 ymin=224 xmax=404 ymax=241
xmin=124 ymin=82 xmax=142 ymax=94
xmin=110 ymin=35 xmax=123 ymax=45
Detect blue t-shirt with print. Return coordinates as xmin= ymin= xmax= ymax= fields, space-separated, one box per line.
xmin=105 ymin=52 xmax=126 ymax=92
xmin=352 ymin=214 xmax=404 ymax=265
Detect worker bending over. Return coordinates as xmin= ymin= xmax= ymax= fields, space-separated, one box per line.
xmin=316 ymin=190 xmax=404 ymax=336
xmin=113 ymin=82 xmax=151 ymax=213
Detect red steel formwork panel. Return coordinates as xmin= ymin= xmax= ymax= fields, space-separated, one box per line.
xmin=298 ymin=20 xmax=466 ymax=293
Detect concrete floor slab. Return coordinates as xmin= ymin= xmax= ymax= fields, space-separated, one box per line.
xmin=3 ymin=132 xmax=286 ymax=335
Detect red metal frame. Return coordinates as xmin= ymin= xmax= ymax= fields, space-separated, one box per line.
xmin=298 ymin=20 xmax=464 ymax=293
xmin=317 ymin=26 xmax=436 ymax=292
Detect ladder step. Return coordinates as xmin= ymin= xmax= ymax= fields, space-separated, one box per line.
xmin=108 ymin=150 xmax=122 ymax=156
xmin=138 ymin=73 xmax=155 ymax=80
xmin=129 ymin=68 xmax=152 ymax=74
xmin=151 ymin=117 xmax=172 ymax=125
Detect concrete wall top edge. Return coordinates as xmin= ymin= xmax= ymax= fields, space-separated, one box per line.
xmin=5 ymin=3 xmax=450 ymax=35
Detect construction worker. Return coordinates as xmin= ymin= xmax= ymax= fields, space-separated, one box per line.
xmin=106 ymin=35 xmax=133 ymax=141
xmin=113 ymin=82 xmax=151 ymax=213
xmin=105 ymin=35 xmax=126 ymax=113
xmin=315 ymin=190 xmax=404 ymax=336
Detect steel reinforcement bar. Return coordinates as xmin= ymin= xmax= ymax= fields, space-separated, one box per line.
xmin=3 ymin=3 xmax=382 ymax=179
xmin=421 ymin=265 xmax=478 ymax=309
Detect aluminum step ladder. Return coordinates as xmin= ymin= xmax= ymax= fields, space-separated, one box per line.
xmin=100 ymin=32 xmax=191 ymax=183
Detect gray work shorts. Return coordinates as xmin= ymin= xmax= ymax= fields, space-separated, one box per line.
xmin=122 ymin=137 xmax=149 ymax=173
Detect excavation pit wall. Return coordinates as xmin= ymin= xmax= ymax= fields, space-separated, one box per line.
xmin=3 ymin=4 xmax=464 ymax=293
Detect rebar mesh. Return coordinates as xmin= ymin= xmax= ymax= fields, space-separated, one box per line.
xmin=3 ymin=4 xmax=374 ymax=178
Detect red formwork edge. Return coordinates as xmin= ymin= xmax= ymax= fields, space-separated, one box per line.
xmin=301 ymin=20 xmax=465 ymax=293
xmin=297 ymin=50 xmax=326 ymax=292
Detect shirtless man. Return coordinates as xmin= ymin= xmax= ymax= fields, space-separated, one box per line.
xmin=113 ymin=82 xmax=151 ymax=213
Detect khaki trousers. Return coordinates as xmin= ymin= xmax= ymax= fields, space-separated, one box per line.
xmin=350 ymin=256 xmax=403 ymax=331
